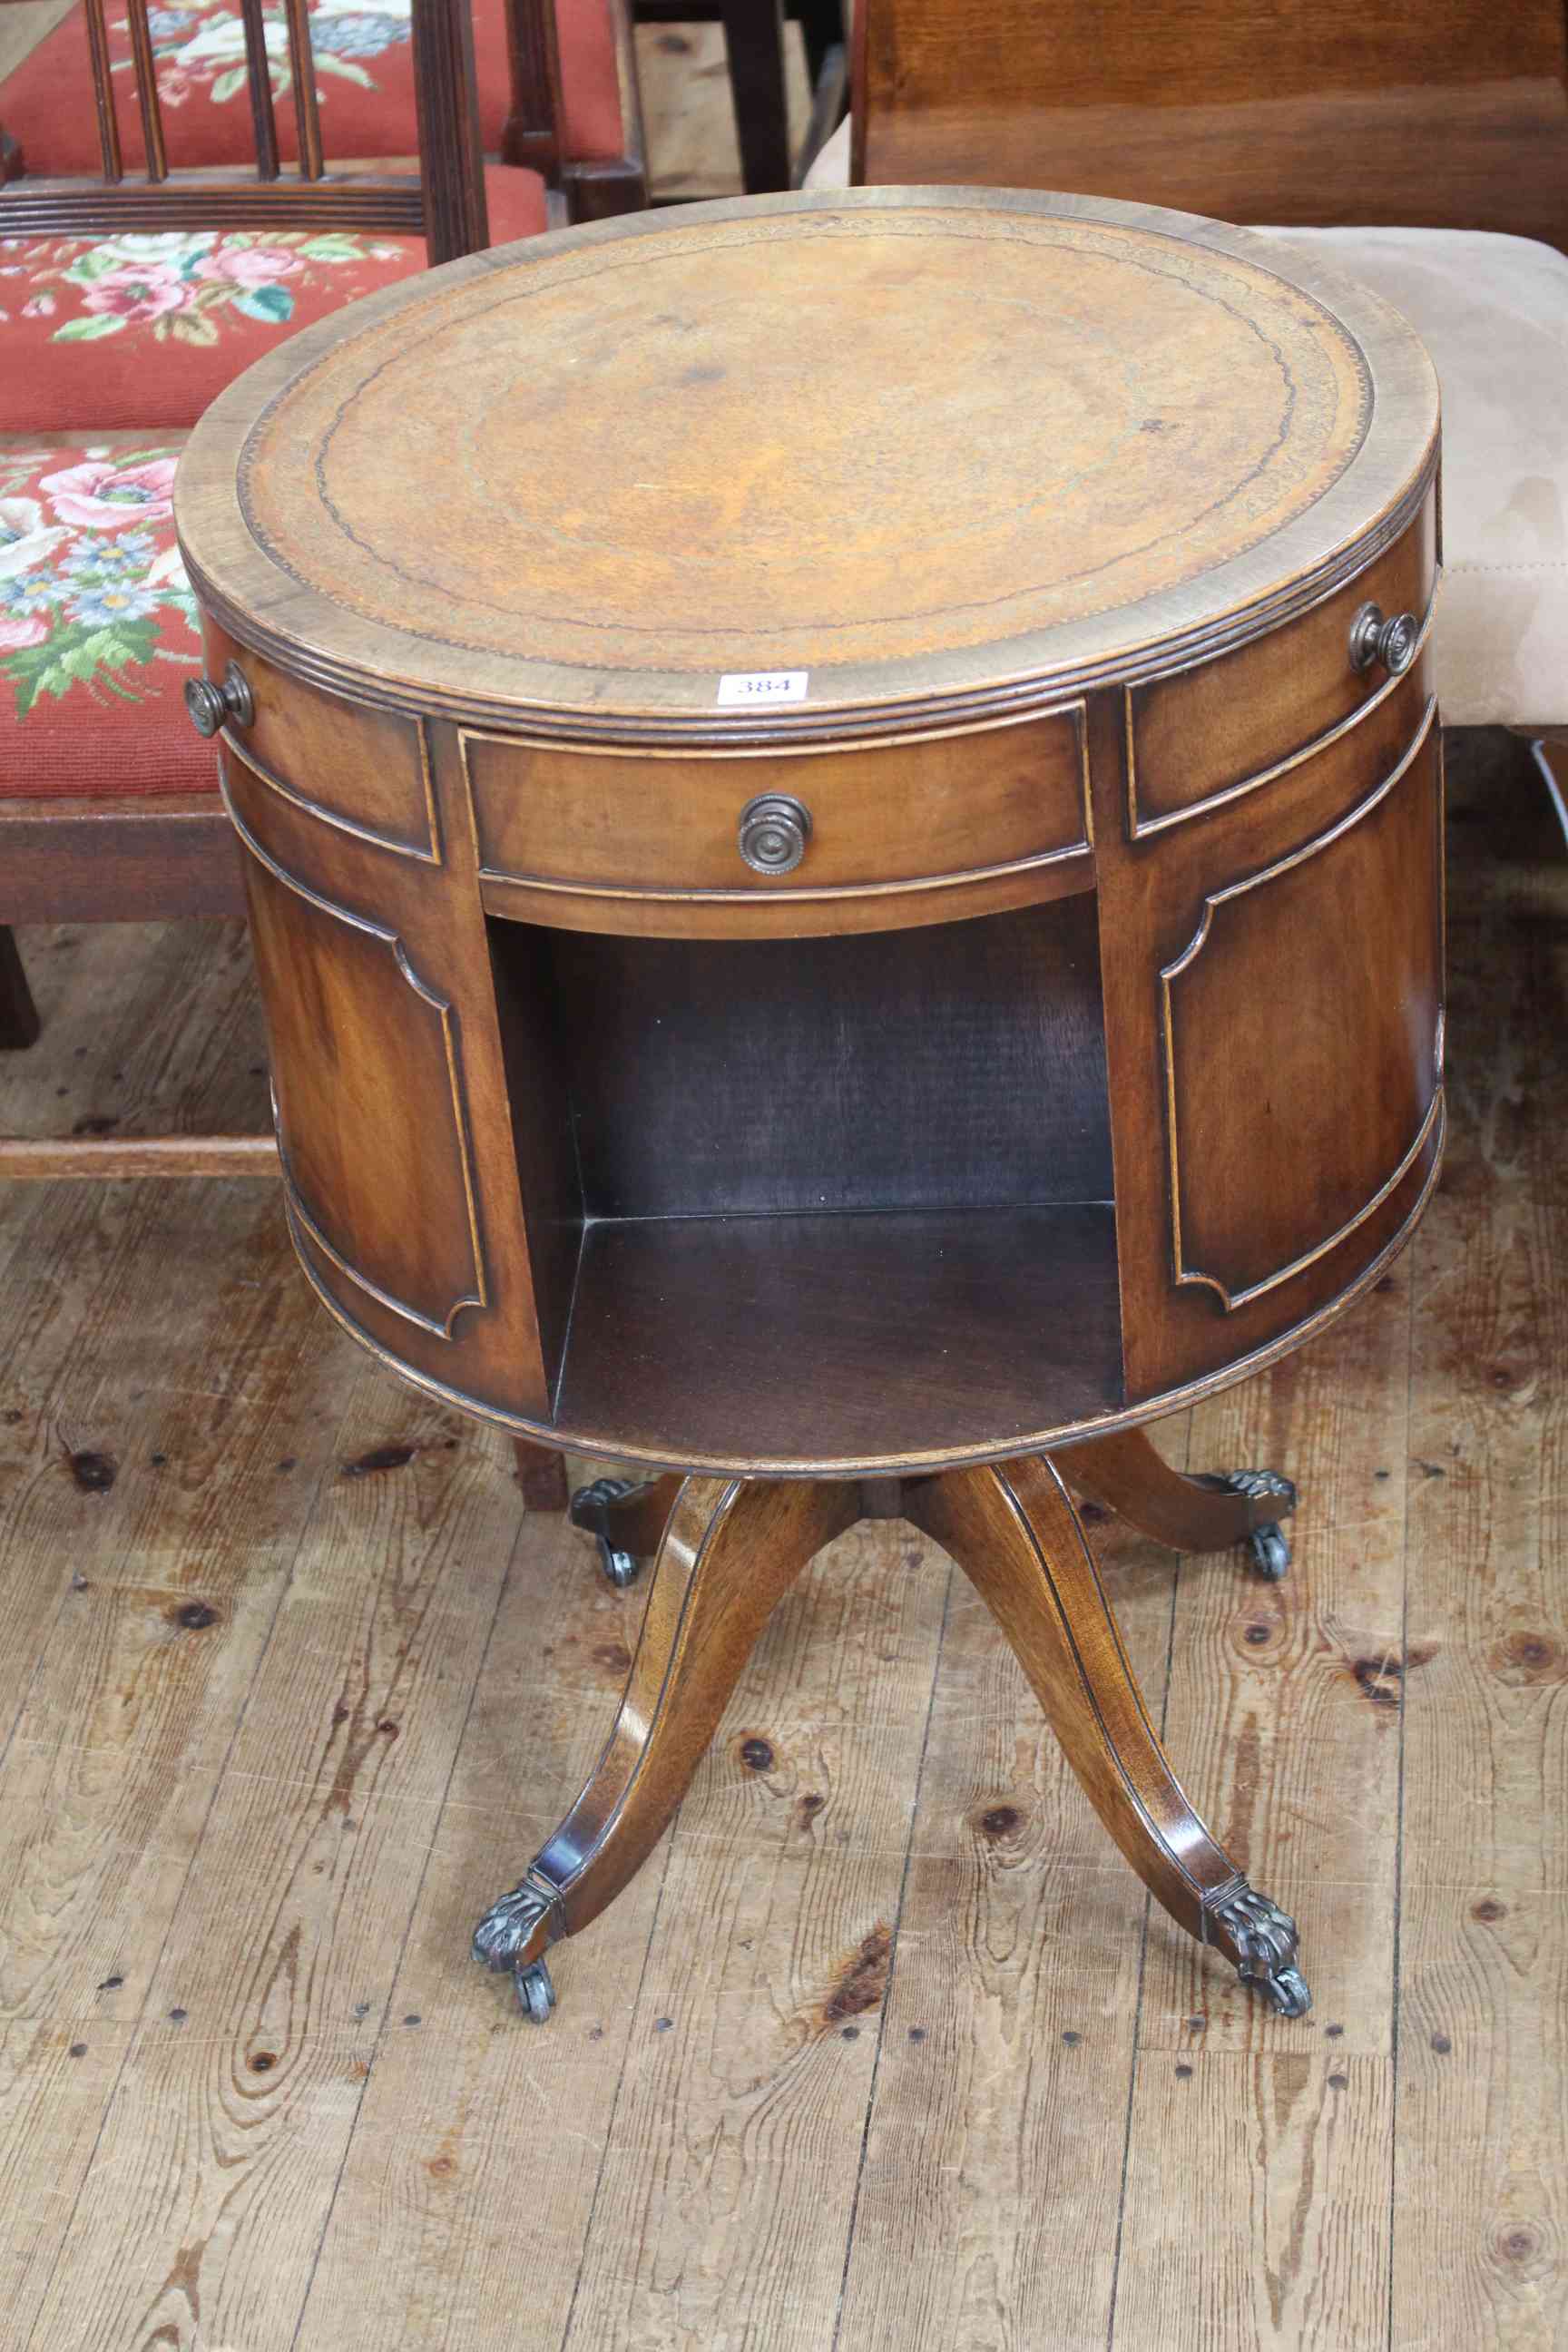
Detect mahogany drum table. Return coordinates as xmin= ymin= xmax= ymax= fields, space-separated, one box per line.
xmin=176 ymin=187 xmax=1444 ymax=2027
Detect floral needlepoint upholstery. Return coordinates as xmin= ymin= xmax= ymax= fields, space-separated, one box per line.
xmin=0 ymin=165 xmax=546 ymax=432
xmin=0 ymin=0 xmax=623 ymax=178
xmin=0 ymin=444 xmax=221 ymax=799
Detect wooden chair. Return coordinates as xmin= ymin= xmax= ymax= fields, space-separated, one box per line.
xmin=0 ymin=0 xmax=609 ymax=1508
xmin=636 ymin=0 xmax=845 ymax=191
xmin=0 ymin=0 xmax=649 ymax=224
xmin=808 ymin=0 xmax=1568 ymax=766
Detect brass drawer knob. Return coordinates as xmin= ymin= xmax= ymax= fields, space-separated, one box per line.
xmin=1348 ymin=602 xmax=1418 ymax=677
xmin=737 ymin=791 xmax=812 ymax=875
xmin=184 ymin=660 xmax=255 ymax=737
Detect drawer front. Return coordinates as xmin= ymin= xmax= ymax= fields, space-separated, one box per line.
xmin=201 ymin=622 xmax=437 ymax=860
xmin=1125 ymin=490 xmax=1437 ymax=836
xmin=461 ymin=708 xmax=1091 ymax=911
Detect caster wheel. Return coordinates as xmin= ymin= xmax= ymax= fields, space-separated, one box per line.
xmin=1258 ymin=1965 xmax=1313 ymax=2017
xmin=1246 ymin=1524 xmax=1291 ymax=1582
xmin=570 ymin=1477 xmax=649 ymax=1588
xmin=516 ymin=1960 xmax=556 ymax=2022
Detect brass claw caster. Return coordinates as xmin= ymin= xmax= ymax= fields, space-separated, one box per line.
xmin=570 ymin=1475 xmax=655 ymax=1587
xmin=1207 ymin=1881 xmax=1312 ymax=2018
xmin=1255 ymin=1962 xmax=1312 ymax=2017
xmin=1246 ymin=1524 xmax=1292 ymax=1581
xmin=473 ymin=1868 xmax=560 ymax=2022
xmin=1214 ymin=1470 xmax=1297 ymax=1581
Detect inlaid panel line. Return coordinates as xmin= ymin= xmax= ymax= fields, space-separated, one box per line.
xmin=221 ymin=730 xmax=441 ymax=866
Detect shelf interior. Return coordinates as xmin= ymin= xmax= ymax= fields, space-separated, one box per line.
xmin=488 ymin=896 xmax=1123 ymax=1467
xmin=554 ymin=1204 xmax=1122 ymax=1467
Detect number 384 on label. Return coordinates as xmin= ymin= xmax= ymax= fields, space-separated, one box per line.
xmin=716 ymin=671 xmax=809 ymax=707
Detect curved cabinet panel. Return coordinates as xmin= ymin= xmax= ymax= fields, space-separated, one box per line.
xmin=1161 ymin=706 xmax=1443 ymax=1311
xmin=236 ymin=810 xmax=486 ymax=1342
xmin=1091 ymin=669 xmax=1445 ymax=1406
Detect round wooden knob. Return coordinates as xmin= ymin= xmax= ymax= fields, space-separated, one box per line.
xmin=1348 ymin=603 xmax=1418 ymax=676
xmin=737 ymin=793 xmax=812 ymax=875
xmin=183 ymin=660 xmax=254 ymax=737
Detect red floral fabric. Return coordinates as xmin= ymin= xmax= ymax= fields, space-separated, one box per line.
xmin=0 ymin=442 xmax=220 ymax=799
xmin=0 ymin=164 xmax=546 ymax=431
xmin=0 ymin=0 xmax=622 ymax=180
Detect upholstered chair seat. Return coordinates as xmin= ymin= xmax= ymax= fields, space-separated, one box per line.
xmin=0 ymin=444 xmax=210 ymax=798
xmin=0 ymin=164 xmax=546 ymax=434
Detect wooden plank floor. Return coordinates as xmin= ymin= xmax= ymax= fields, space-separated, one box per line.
xmin=1 ymin=730 xmax=1562 ymax=2348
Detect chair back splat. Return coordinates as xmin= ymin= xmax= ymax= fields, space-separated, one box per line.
xmin=505 ymin=0 xmax=568 ymax=184
xmin=0 ymin=0 xmax=506 ymax=263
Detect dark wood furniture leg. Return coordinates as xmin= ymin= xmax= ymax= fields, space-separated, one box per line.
xmin=720 ymin=0 xmax=792 ymax=192
xmin=474 ymin=1473 xmax=858 ymax=2015
xmin=511 ymin=1436 xmax=569 ymax=1512
xmin=0 ymin=927 xmax=41 ymax=1052
xmin=793 ymin=0 xmax=842 ymax=84
xmin=1063 ymin=1425 xmax=1297 ymax=1581
xmin=477 ymin=1455 xmax=1308 ymax=2022
xmin=906 ymin=1453 xmax=1311 ymax=2014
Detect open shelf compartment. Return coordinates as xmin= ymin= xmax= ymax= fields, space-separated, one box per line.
xmin=487 ymin=895 xmax=1123 ymax=1469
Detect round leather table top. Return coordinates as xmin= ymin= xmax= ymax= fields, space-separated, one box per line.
xmin=177 ymin=187 xmax=1438 ymax=743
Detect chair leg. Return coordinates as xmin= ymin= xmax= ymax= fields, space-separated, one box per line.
xmin=721 ymin=0 xmax=792 ymax=192
xmin=1063 ymin=1424 xmax=1297 ymax=1581
xmin=511 ymin=1436 xmax=568 ymax=1512
xmin=791 ymin=0 xmax=843 ymax=86
xmin=906 ymin=1452 xmax=1310 ymax=2015
xmin=1530 ymin=739 xmax=1568 ymax=852
xmin=473 ymin=1473 xmax=858 ymax=2017
xmin=0 ymin=927 xmax=41 ymax=1052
